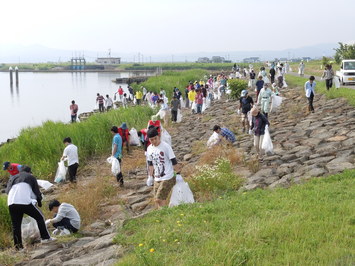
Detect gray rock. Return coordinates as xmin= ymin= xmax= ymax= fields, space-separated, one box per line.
xmin=304 ymin=156 xmax=335 ymax=166
xmin=82 ymin=233 xmax=116 ymax=250
xmin=304 ymin=168 xmax=327 ymax=178
xmin=244 ymin=183 xmax=263 ymax=190
xmin=326 ymin=162 xmax=354 ymax=174
xmin=72 ymin=237 xmax=96 ymax=248
xmin=183 ymin=154 xmax=193 ymax=161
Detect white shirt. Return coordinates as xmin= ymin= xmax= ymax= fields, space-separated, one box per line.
xmin=147 ymin=141 xmax=175 ymax=181
xmin=63 ymin=144 xmax=79 ymax=166
xmin=105 ymin=97 xmax=113 ymax=107
xmin=7 ymin=183 xmax=37 ymax=206
xmin=51 ymin=203 xmax=81 ymax=229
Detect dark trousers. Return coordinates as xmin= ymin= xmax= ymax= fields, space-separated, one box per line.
xmin=68 ymin=163 xmax=79 ymax=183
xmin=308 ymin=92 xmax=314 ymax=112
xmin=171 ymin=110 xmax=178 ymax=122
xmin=99 ymin=103 xmax=104 ymax=112
xmin=326 ymin=79 xmax=333 ymax=90
xmin=53 ymin=216 xmax=78 ymax=233
xmin=71 ymin=114 xmax=77 ymax=123
xmin=196 ymin=104 xmax=202 ymax=114
xmin=137 ymin=99 xmax=141 ymax=105
xmin=270 ymin=75 xmax=275 ymax=84
xmin=9 ymin=204 xmax=50 ymax=249
xmin=115 ymin=158 xmax=123 ymax=185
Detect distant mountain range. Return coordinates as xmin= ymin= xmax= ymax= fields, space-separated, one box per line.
xmin=0 ymin=43 xmax=338 ymax=63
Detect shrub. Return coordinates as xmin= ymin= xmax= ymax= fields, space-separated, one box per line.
xmin=228 ymin=79 xmax=248 ymax=99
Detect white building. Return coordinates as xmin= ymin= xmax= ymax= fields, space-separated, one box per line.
xmin=96 ymin=57 xmax=121 ymax=65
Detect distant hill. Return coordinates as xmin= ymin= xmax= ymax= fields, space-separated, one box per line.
xmin=0 ymin=43 xmax=338 ymax=63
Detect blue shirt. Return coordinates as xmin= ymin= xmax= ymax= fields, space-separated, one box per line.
xmin=220 ymin=128 xmax=236 ymax=143
xmin=112 ymin=134 xmax=122 ymax=159
xmin=304 ymin=81 xmax=316 ymax=97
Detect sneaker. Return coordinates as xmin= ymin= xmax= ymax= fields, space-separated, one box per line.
xmin=59 ymin=229 xmax=71 ymax=236
xmin=41 ymin=237 xmax=57 ymax=244
xmin=52 ymin=229 xmax=60 ymax=235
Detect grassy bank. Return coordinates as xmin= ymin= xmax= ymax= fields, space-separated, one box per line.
xmin=115 ymin=170 xmax=355 ymax=265
xmin=0 ymin=196 xmax=11 ymax=250
xmin=0 ymin=106 xmax=154 ymax=181
xmin=121 ymin=63 xmax=247 ymax=71
xmin=286 ymin=74 xmax=355 ymax=106
xmin=289 ymin=60 xmax=340 ymax=77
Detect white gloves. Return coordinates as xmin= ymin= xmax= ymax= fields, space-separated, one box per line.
xmin=45 ymin=219 xmax=52 ymax=226
xmin=248 ymin=129 xmax=253 ymax=135
xmin=237 ymin=109 xmax=241 ymax=115
xmin=146 ymin=176 xmax=154 ymax=187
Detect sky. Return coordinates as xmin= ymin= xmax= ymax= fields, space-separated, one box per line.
xmin=1 ymin=0 xmax=354 ymax=55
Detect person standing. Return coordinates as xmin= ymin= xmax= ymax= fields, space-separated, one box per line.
xmin=249 ymin=70 xmax=256 ymax=90
xmin=135 ymin=90 xmax=143 ymax=105
xmin=69 ymin=100 xmax=79 ymax=123
xmin=305 ymin=76 xmax=316 ymax=113
xmin=239 ymin=90 xmax=254 ymax=133
xmin=105 ymin=95 xmax=113 ymax=111
xmin=142 ymin=86 xmax=147 ymax=101
xmin=255 ymin=76 xmax=264 ymax=103
xmin=188 ymin=88 xmax=197 ymax=109
xmin=111 ymin=126 xmax=124 ymax=187
xmin=250 ymin=107 xmax=270 ymax=162
xmin=118 ymin=122 xmax=130 ymax=153
xmin=195 ymin=89 xmax=204 ymax=114
xmin=122 ymin=93 xmax=128 ymax=108
xmin=96 ymin=93 xmax=105 ymax=112
xmin=146 ymin=127 xmax=179 ymax=208
xmin=117 ymin=86 xmax=124 ymax=101
xmin=322 ymin=64 xmax=334 ymax=90
xmin=170 ymin=96 xmax=181 ymax=122
xmin=269 ymin=67 xmax=276 ymax=84
xmin=61 ymin=137 xmax=79 ymax=184
xmin=257 ymin=84 xmax=273 ymax=118
xmin=128 ymin=86 xmax=134 ymax=101
xmin=3 ymin=162 xmax=22 ymax=177
xmin=6 ymin=166 xmax=54 ymax=250
xmin=298 ymin=60 xmax=305 ymax=77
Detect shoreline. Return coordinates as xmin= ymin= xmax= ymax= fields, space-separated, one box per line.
xmin=0 ymin=69 xmax=157 ymax=73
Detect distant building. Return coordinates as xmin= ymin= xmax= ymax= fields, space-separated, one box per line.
xmin=197 ymin=57 xmax=211 ymax=63
xmin=243 ymin=57 xmax=260 ymax=63
xmin=211 ymin=56 xmax=225 ymax=63
xmin=302 ymin=57 xmax=312 ymax=62
xmin=96 ymin=57 xmax=121 ymax=65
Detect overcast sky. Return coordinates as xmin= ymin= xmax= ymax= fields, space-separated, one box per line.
xmin=1 ymin=0 xmax=354 ymax=55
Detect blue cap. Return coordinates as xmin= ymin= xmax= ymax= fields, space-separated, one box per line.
xmin=3 ymin=161 xmax=10 ymax=170
xmin=120 ymin=122 xmax=128 ymax=130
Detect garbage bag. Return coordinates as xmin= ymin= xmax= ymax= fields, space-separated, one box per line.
xmin=333 ymin=76 xmax=340 ymax=89
xmin=261 ymin=126 xmax=273 ymax=154
xmin=289 ymin=67 xmax=293 ymax=72
xmin=177 ymin=110 xmax=182 ymax=123
xmin=263 ymin=76 xmax=270 ymax=84
xmin=106 ymin=156 xmax=121 ymax=175
xmin=22 ymin=217 xmax=40 ymax=244
xmin=247 ymin=111 xmax=252 ymax=127
xmin=37 ymin=180 xmax=53 ymax=190
xmin=207 ymin=132 xmax=220 ymax=148
xmin=191 ymin=102 xmax=197 ymax=113
xmin=169 ymin=175 xmax=195 ymax=207
xmin=161 ymin=129 xmax=172 ymax=146
xmin=157 ymin=109 xmax=167 ymax=119
xmin=129 ymin=128 xmax=140 ymax=146
xmin=271 ymin=94 xmax=283 ymax=110
xmin=54 ymin=161 xmax=67 ymax=183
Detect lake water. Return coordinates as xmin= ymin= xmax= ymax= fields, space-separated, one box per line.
xmin=0 ymin=71 xmax=143 ymax=143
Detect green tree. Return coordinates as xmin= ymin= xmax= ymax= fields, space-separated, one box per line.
xmin=334 ymin=42 xmax=355 ymax=64
xmin=228 ymin=79 xmax=248 ymax=99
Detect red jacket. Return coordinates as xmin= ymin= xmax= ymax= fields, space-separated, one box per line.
xmin=148 ymin=120 xmax=161 ymax=133
xmin=118 ymin=88 xmax=124 ymax=95
xmin=118 ymin=128 xmax=130 ymax=143
xmin=8 ymin=163 xmax=21 ymax=176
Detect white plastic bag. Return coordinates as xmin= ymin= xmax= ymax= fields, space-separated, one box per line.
xmin=54 ymin=161 xmax=67 ymax=183
xmin=129 ymin=128 xmax=140 ymax=146
xmin=247 ymin=111 xmax=252 ymax=127
xmin=161 ymin=129 xmax=172 ymax=146
xmin=169 ymin=175 xmax=195 ymax=207
xmin=191 ymin=102 xmax=196 ymax=113
xmin=207 ymin=132 xmax=220 ymax=148
xmin=333 ymin=76 xmax=340 ymax=89
xmin=37 ymin=180 xmax=53 ymax=190
xmin=263 ymin=76 xmax=270 ymax=84
xmin=289 ymin=67 xmax=293 ymax=72
xmin=261 ymin=126 xmax=273 ymax=154
xmin=271 ymin=95 xmax=283 ymax=110
xmin=157 ymin=109 xmax=167 ymax=119
xmin=22 ymin=217 xmax=40 ymax=244
xmin=107 ymin=156 xmax=121 ymax=175
xmin=177 ymin=110 xmax=182 ymax=123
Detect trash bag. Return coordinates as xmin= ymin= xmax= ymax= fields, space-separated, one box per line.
xmin=191 ymin=102 xmax=197 ymax=113
xmin=169 ymin=175 xmax=195 ymax=207
xmin=37 ymin=180 xmax=53 ymax=190
xmin=177 ymin=110 xmax=182 ymax=123
xmin=54 ymin=161 xmax=67 ymax=183
xmin=161 ymin=129 xmax=172 ymax=146
xmin=129 ymin=128 xmax=140 ymax=146
xmin=180 ymin=98 xmax=185 ymax=108
xmin=263 ymin=76 xmax=270 ymax=84
xmin=206 ymin=97 xmax=211 ymax=108
xmin=22 ymin=217 xmax=40 ymax=244
xmin=207 ymin=132 xmax=220 ymax=148
xmin=261 ymin=126 xmax=273 ymax=154
xmin=247 ymin=111 xmax=252 ymax=127
xmin=106 ymin=156 xmax=121 ymax=175
xmin=271 ymin=94 xmax=283 ymax=110
xmin=157 ymin=109 xmax=167 ymax=119
xmin=202 ymin=98 xmax=206 ymax=113
xmin=289 ymin=67 xmax=293 ymax=72
xmin=333 ymin=76 xmax=340 ymax=89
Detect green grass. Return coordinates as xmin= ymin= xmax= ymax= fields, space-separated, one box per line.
xmin=121 ymin=63 xmax=251 ymax=71
xmin=0 ymin=106 xmax=154 ymax=181
xmin=115 ymin=170 xmax=355 ymax=265
xmin=289 ymin=60 xmax=340 ymax=77
xmin=286 ymin=74 xmax=355 ymax=106
xmin=0 ymin=196 xmax=11 ymax=250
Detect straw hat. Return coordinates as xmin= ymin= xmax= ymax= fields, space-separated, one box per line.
xmin=251 ymin=107 xmax=259 ymax=117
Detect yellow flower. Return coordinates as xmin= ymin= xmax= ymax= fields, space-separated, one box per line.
xmin=150 ymin=248 xmax=155 ymax=253
xmin=176 ymin=220 xmax=181 ymax=224
xmin=162 ymin=239 xmax=166 ymax=242
xmin=178 ymin=224 xmax=182 ymax=227
xmin=156 ymin=220 xmax=160 ymax=223
xmin=138 ymin=243 xmax=144 ymax=247
xmin=174 ymin=239 xmax=179 ymax=242
xmin=180 ymin=213 xmax=184 ymax=216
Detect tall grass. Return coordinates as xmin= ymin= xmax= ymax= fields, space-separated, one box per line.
xmin=0 ymin=106 xmax=154 ymax=181
xmin=115 ymin=169 xmax=355 ymax=265
xmin=0 ymin=196 xmax=11 ymax=250
xmin=286 ymin=74 xmax=355 ymax=106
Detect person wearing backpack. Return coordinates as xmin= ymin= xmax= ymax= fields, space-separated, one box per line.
xmin=239 ymin=90 xmax=254 ymax=133
xmin=69 ymin=100 xmax=78 ymax=123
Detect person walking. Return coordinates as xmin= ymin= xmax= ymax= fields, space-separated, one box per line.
xmin=128 ymin=86 xmax=134 ymax=101
xmin=3 ymin=162 xmax=22 ymax=177
xmin=255 ymin=76 xmax=264 ymax=103
xmin=105 ymin=95 xmax=113 ymax=111
xmin=111 ymin=126 xmax=124 ymax=187
xmin=135 ymin=90 xmax=143 ymax=105
xmin=298 ymin=60 xmax=305 ymax=77
xmin=195 ymin=89 xmax=204 ymax=114
xmin=257 ymin=83 xmax=273 ymax=118
xmin=322 ymin=64 xmax=334 ymax=90
xmin=239 ymin=90 xmax=254 ymax=133
xmin=118 ymin=122 xmax=130 ymax=153
xmin=250 ymin=107 xmax=270 ymax=162
xmin=69 ymin=100 xmax=79 ymax=123
xmin=61 ymin=137 xmax=79 ymax=184
xmin=117 ymin=86 xmax=124 ymax=101
xmin=142 ymin=86 xmax=147 ymax=101
xmin=170 ymin=96 xmax=181 ymax=122
xmin=96 ymin=93 xmax=105 ymax=112
xmin=146 ymin=127 xmax=180 ymax=208
xmin=188 ymin=88 xmax=197 ymax=109
xmin=305 ymin=76 xmax=316 ymax=113
xmin=269 ymin=67 xmax=276 ymax=84
xmin=122 ymin=93 xmax=128 ymax=108
xmin=249 ymin=70 xmax=256 ymax=90
xmin=6 ymin=166 xmax=54 ymax=250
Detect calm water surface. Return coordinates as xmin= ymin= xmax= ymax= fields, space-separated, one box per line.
xmin=0 ymin=71 xmax=136 ymax=142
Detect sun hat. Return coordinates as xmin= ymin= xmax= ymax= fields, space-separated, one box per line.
xmin=251 ymin=107 xmax=259 ymax=117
